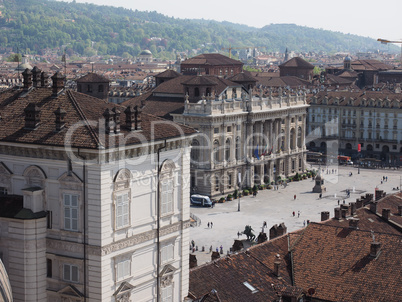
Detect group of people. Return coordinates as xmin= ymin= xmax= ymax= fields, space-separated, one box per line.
xmin=207 ymin=222 xmax=213 ymax=228
xmin=292 ymin=210 xmax=301 ymax=217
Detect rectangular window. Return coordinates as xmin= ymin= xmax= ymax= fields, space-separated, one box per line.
xmin=117 ymin=259 xmax=131 ymax=281
xmin=161 ymin=179 xmax=173 ymax=215
xmin=0 ymin=187 xmax=7 ymax=195
xmin=227 ymin=126 xmax=232 ymax=132
xmin=237 ymin=124 xmax=241 ymax=131
xmin=116 ymin=193 xmax=129 ymax=228
xmin=161 ymin=244 xmax=174 ymax=263
xmin=214 ymin=127 xmax=219 ymax=134
xmin=161 ymin=285 xmax=173 ymax=302
xmin=64 ymin=194 xmax=78 ymax=231
xmin=47 ymin=259 xmax=52 ymax=278
xmin=63 ymin=264 xmax=79 ymax=282
xmin=47 ymin=211 xmax=52 ymax=229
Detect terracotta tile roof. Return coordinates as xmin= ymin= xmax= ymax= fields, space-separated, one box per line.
xmin=228 ymin=72 xmax=257 ymax=83
xmin=279 ymin=57 xmax=314 ymax=69
xmin=155 ymin=69 xmax=181 ymax=79
xmin=261 ymin=76 xmax=311 ymax=88
xmin=189 ymin=235 xmax=301 ymax=302
xmin=182 ymin=76 xmax=218 ymax=86
xmin=0 ymin=87 xmax=195 ymax=149
xmin=76 ymin=72 xmax=109 ymax=83
xmin=351 ymin=60 xmax=393 ymax=71
xmin=181 ymin=53 xmax=243 ymax=67
xmin=291 ymin=223 xmax=402 ymax=302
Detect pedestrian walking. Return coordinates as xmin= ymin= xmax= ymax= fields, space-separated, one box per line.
xmin=211 ymin=222 xmax=213 ymax=228
xmin=298 ymin=211 xmax=300 ymax=218
xmin=319 ymin=193 xmax=322 ymax=199
xmin=191 ymin=240 xmax=195 ymax=248
xmin=207 ymin=222 xmax=210 ymax=228
xmin=293 ymin=211 xmax=295 ymax=217
xmin=294 ymin=194 xmax=297 ymax=200
xmin=303 ymin=220 xmax=306 ymax=227
xmin=338 ymin=199 xmax=340 ymax=205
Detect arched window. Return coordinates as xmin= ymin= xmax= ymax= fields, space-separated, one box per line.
xmin=194 ymin=87 xmax=200 ymax=97
xmin=160 ymin=160 xmax=176 ymax=216
xmin=290 ymin=128 xmax=296 ymax=150
xmin=206 ymin=87 xmax=211 ymax=96
xmin=191 ymin=139 xmax=200 ymax=163
xmin=213 ymin=140 xmax=220 ymax=163
xmin=235 ymin=137 xmax=241 ymax=160
xmin=297 ymin=126 xmax=302 ymax=148
xmin=225 ymin=138 xmax=231 ymax=161
xmin=98 ymin=84 xmax=104 ymax=92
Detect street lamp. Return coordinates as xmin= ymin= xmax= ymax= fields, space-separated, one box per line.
xmin=377 ymin=38 xmax=402 ymax=66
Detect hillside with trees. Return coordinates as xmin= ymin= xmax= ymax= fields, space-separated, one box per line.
xmin=0 ymin=0 xmax=396 ymax=59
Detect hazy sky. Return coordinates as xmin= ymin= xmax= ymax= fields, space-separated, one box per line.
xmin=62 ymin=0 xmax=402 ymax=42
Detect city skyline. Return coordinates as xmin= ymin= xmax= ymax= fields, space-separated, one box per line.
xmin=60 ymin=0 xmax=402 ymax=44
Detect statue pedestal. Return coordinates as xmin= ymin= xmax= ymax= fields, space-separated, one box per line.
xmin=313 ymin=174 xmax=326 ymax=193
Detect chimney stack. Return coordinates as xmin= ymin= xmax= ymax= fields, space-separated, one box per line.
xmin=32 ymin=66 xmax=41 ymax=88
xmin=124 ymin=106 xmax=136 ymax=131
xmin=103 ymin=108 xmax=115 ymax=134
xmin=350 ymin=202 xmax=356 ymax=215
xmin=41 ymin=71 xmax=49 ymax=87
xmin=321 ymin=211 xmax=330 ymax=221
xmin=382 ymin=208 xmax=391 ymax=221
xmin=51 ymin=72 xmax=65 ymax=97
xmin=112 ymin=107 xmax=120 ymax=134
xmin=398 ymin=205 xmax=402 ymax=216
xmin=22 ymin=68 xmax=32 ymax=91
xmin=348 ymin=218 xmax=359 ymax=229
xmin=273 ymin=254 xmax=281 ymax=277
xmin=370 ymin=242 xmax=381 ymax=258
xmin=370 ymin=202 xmax=377 ymax=214
xmin=134 ymin=105 xmax=141 ymax=130
xmin=24 ymin=103 xmax=41 ymax=129
xmin=334 ymin=207 xmax=341 ymax=220
xmin=54 ymin=107 xmax=67 ymax=131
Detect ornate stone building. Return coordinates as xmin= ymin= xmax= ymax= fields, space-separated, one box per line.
xmin=307 ymin=90 xmax=402 ymax=165
xmin=124 ymin=54 xmax=309 ymax=197
xmin=173 ymin=89 xmax=308 ymax=197
xmin=0 ymin=67 xmax=196 ymax=301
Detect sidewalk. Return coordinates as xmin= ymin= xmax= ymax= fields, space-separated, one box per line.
xmin=189 ymin=166 xmax=401 ymax=265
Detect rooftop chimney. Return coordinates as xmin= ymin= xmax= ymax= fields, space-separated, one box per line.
xmin=103 ymin=108 xmax=115 ymax=134
xmin=32 ymin=66 xmax=41 ymax=88
xmin=398 ymin=205 xmax=402 ymax=216
xmin=382 ymin=208 xmax=391 ymax=221
xmin=334 ymin=207 xmax=341 ymax=220
xmin=370 ymin=242 xmax=381 ymax=258
xmin=370 ymin=202 xmax=377 ymax=214
xmin=24 ymin=103 xmax=40 ymax=129
xmin=22 ymin=68 xmax=32 ymax=91
xmin=124 ymin=106 xmax=135 ymax=131
xmin=54 ymin=107 xmax=67 ymax=131
xmin=348 ymin=218 xmax=359 ymax=229
xmin=273 ymin=255 xmax=281 ymax=277
xmin=41 ymin=71 xmax=49 ymax=87
xmin=112 ymin=107 xmax=120 ymax=134
xmin=321 ymin=211 xmax=330 ymax=221
xmin=134 ymin=105 xmax=141 ymax=130
xmin=51 ymin=72 xmax=65 ymax=97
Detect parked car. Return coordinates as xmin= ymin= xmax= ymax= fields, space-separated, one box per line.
xmin=190 ymin=194 xmax=212 ymax=207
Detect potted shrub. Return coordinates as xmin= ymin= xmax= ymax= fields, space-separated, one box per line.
xmin=259 ymin=184 xmax=265 ymax=190
xmin=267 ymin=185 xmax=272 ymax=189
xmin=219 ymin=197 xmax=225 ymax=203
xmin=243 ymin=189 xmax=249 ymax=196
xmin=227 ymin=194 xmax=233 ymax=201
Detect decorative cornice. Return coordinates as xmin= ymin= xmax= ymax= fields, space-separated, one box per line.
xmin=46 ymin=220 xmax=191 ymax=257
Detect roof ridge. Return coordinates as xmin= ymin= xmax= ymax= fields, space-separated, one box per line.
xmin=66 ymin=90 xmax=102 ymax=148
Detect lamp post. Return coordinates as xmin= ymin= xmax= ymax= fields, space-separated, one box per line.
xmin=377 ymin=38 xmax=402 ymax=66
xmin=237 ymin=172 xmax=242 ymax=212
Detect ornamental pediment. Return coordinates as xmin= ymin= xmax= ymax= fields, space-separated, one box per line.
xmin=58 ymin=285 xmax=84 ymax=298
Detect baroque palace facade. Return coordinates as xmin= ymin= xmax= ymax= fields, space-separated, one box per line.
xmin=124 ymin=53 xmax=309 ymax=197
xmin=307 ymin=89 xmax=402 ymax=165
xmin=173 ymin=89 xmax=308 ymax=197
xmin=0 ymin=68 xmax=196 ymax=301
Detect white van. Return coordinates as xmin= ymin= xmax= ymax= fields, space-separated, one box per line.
xmin=190 ymin=194 xmax=212 ymax=207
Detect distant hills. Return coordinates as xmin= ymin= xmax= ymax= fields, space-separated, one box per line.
xmin=0 ymin=0 xmax=397 ymax=59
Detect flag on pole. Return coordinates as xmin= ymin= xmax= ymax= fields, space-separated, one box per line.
xmin=254 ymin=145 xmax=260 ymax=160
xmin=357 ymin=144 xmax=361 ymax=152
xmin=261 ymin=143 xmax=269 ymax=156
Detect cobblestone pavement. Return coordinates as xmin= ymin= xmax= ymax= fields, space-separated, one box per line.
xmin=189 ymin=165 xmax=401 ymax=264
